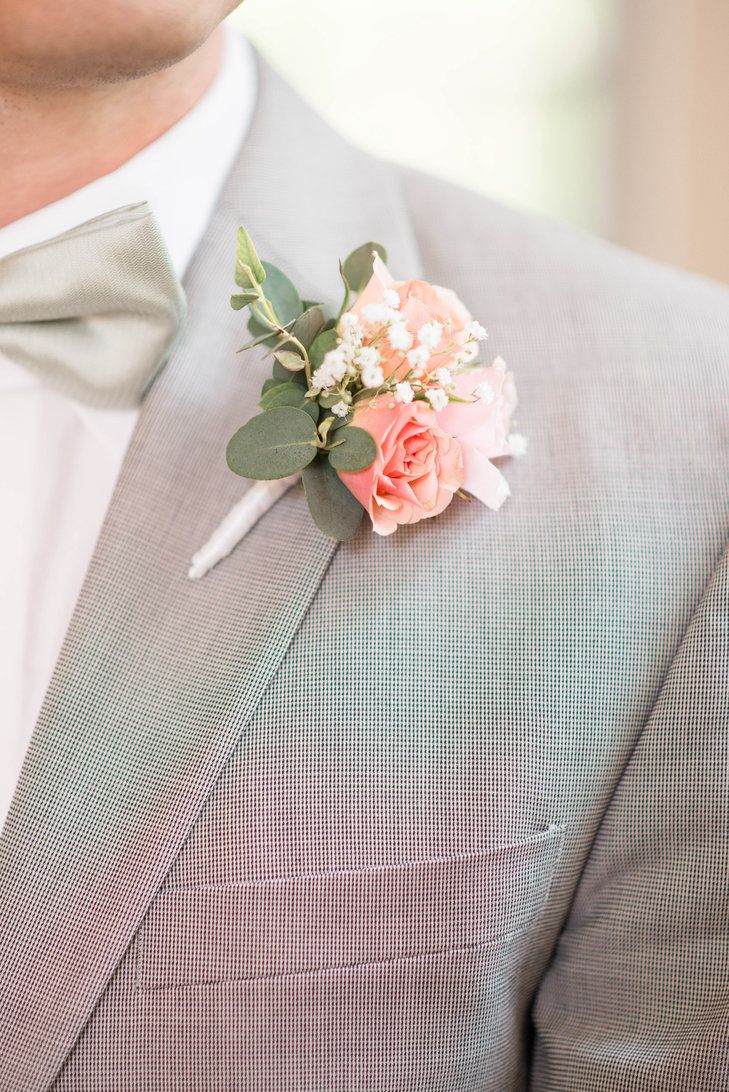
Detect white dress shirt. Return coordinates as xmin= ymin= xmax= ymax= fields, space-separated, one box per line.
xmin=0 ymin=30 xmax=256 ymax=828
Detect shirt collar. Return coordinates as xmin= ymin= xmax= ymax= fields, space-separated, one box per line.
xmin=0 ymin=29 xmax=256 ymax=280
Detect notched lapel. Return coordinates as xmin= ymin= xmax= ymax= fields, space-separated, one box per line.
xmin=0 ymin=231 xmax=337 ymax=1092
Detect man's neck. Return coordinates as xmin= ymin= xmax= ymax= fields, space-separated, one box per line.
xmin=0 ymin=30 xmax=223 ymax=229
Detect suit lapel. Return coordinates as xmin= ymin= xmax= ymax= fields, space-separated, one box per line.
xmin=0 ymin=53 xmax=424 ymax=1091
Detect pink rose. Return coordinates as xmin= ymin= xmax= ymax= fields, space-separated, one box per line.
xmin=437 ymin=359 xmax=517 ymax=510
xmin=347 ymin=256 xmax=476 ymax=378
xmin=337 ymin=398 xmax=464 ymax=535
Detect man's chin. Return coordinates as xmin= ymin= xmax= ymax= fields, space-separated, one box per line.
xmin=0 ymin=1 xmax=239 ymax=90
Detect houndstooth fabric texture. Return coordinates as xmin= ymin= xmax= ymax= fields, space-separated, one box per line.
xmin=1 ymin=47 xmax=728 ymax=1092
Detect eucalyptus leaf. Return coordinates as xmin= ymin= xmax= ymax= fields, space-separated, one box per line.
xmin=272 ymin=358 xmax=307 ymax=386
xmin=259 ymin=382 xmax=318 ymax=421
xmin=309 ymin=328 xmax=340 ymax=372
xmin=237 ymin=327 xmax=281 ymax=353
xmin=235 ymin=226 xmax=266 ymax=288
xmin=273 ymin=349 xmax=306 ymax=372
xmin=327 ymin=425 xmax=378 ymax=472
xmin=328 ymin=413 xmax=351 ymax=431
xmin=290 ymin=305 xmax=326 ymax=350
xmin=260 ymin=261 xmax=303 ymax=327
xmin=302 ymin=456 xmax=365 ymax=540
xmin=338 ymin=259 xmax=351 ymax=316
xmin=317 ymin=417 xmax=335 ymax=445
xmin=246 ymin=312 xmax=280 ymax=349
xmin=261 ymin=377 xmax=280 ymax=395
xmin=317 ymin=392 xmax=348 ymax=409
xmin=341 ymin=241 xmax=388 ymax=293
xmin=231 ymin=290 xmax=259 ymax=311
xmin=226 ymin=407 xmax=318 ymax=480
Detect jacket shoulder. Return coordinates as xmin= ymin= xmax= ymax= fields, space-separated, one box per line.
xmin=399 ymin=166 xmax=729 ymax=320
xmin=396 ymin=165 xmax=729 ymax=411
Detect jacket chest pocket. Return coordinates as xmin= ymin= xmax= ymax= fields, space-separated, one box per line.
xmin=135 ymin=823 xmax=565 ymax=990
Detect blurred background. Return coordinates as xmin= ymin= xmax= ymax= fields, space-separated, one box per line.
xmin=230 ymin=0 xmax=729 ymax=284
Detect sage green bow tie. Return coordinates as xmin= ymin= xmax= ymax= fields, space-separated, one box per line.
xmin=0 ymin=202 xmax=187 ymax=408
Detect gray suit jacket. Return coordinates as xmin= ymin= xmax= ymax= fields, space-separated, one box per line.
xmin=1 ymin=50 xmax=727 ymax=1092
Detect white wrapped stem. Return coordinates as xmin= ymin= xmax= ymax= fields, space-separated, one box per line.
xmin=188 ymin=474 xmax=300 ymax=580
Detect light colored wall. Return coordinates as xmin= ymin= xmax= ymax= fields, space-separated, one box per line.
xmin=231 ymin=1 xmax=729 ymax=283
xmin=230 ymin=0 xmax=617 ymax=236
xmin=616 ymin=0 xmax=729 ymax=282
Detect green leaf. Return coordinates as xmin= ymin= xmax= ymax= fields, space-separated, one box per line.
xmin=231 ymin=290 xmax=259 ymax=311
xmin=317 ymin=417 xmax=335 ymax=445
xmin=290 ymin=305 xmax=326 ymax=350
xmin=329 ymin=412 xmax=351 ymax=431
xmin=260 ymin=261 xmax=303 ymax=327
xmin=227 ymin=407 xmax=318 ymax=480
xmin=273 ymin=349 xmax=306 ymax=372
xmin=259 ymin=382 xmax=319 ymax=421
xmin=342 ymin=241 xmax=388 ymax=293
xmin=235 ymin=226 xmax=266 ymax=288
xmin=260 ymin=377 xmax=280 ymax=395
xmin=272 ymin=358 xmax=307 ymax=386
xmin=246 ymin=312 xmax=280 ymax=349
xmin=327 ymin=426 xmax=378 ymax=472
xmin=317 ymin=392 xmax=347 ymax=409
xmin=309 ymin=328 xmax=340 ymax=372
xmin=302 ymin=456 xmax=365 ymax=540
xmin=337 ymin=259 xmax=351 ymax=317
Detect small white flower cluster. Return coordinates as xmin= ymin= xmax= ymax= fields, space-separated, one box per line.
xmin=310 ymin=348 xmax=348 ymax=391
xmin=308 ymin=285 xmax=496 ymax=419
xmin=425 ymin=388 xmax=449 ymax=412
xmin=406 ymin=345 xmax=430 ymax=375
xmin=395 ymin=363 xmax=453 ymax=412
xmin=474 ymin=380 xmax=494 ymax=405
xmin=357 ymin=345 xmax=384 ymax=388
xmin=466 ymin=320 xmax=488 ymax=342
xmin=311 ymin=310 xmax=386 ymax=395
xmin=361 ymin=298 xmax=415 ymax=355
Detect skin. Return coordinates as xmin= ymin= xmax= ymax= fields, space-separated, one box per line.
xmin=0 ymin=0 xmax=242 ymax=227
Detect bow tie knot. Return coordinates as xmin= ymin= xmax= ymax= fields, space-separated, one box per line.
xmin=0 ymin=202 xmax=186 ymax=408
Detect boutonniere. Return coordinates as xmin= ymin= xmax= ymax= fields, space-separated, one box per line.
xmin=189 ymin=228 xmax=526 ymax=578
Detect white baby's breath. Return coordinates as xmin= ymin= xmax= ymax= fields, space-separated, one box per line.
xmin=417 ymin=320 xmax=443 ymax=350
xmin=407 ymin=345 xmax=430 ymax=371
xmin=434 ymin=367 xmax=453 ymax=388
xmin=466 ymin=320 xmax=488 ymax=341
xmin=311 ymin=347 xmax=348 ymax=391
xmin=388 ymin=323 xmax=414 ymax=351
xmin=382 ymin=287 xmax=400 ymax=309
xmin=454 ymin=347 xmax=475 ymax=367
xmin=357 ymin=345 xmax=381 ymax=369
xmin=362 ymin=302 xmax=391 ymax=326
xmin=394 ymin=381 xmax=414 ymax=404
xmin=339 ymin=311 xmax=359 ymax=330
xmin=386 ymin=321 xmax=414 ymax=351
xmin=474 ymin=381 xmax=494 ymax=404
xmin=331 ymin=400 xmax=350 ymax=418
xmin=325 ymin=349 xmax=348 ymax=381
xmin=426 ymin=388 xmax=449 ymax=412
xmin=361 ymin=364 xmax=385 ymax=388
